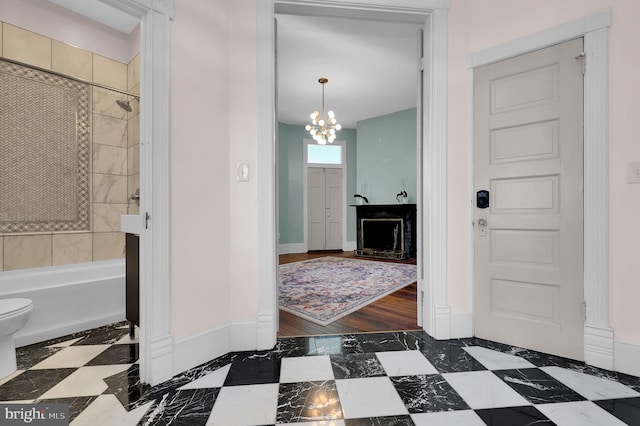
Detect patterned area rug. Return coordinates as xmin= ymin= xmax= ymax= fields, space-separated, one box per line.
xmin=279 ymin=256 xmax=417 ymax=326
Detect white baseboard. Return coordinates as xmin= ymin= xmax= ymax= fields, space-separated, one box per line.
xmin=450 ymin=313 xmax=473 ymax=338
xmin=343 ymin=241 xmax=356 ymax=252
xmin=256 ymin=312 xmax=276 ymax=350
xmin=584 ymin=324 xmax=614 ymax=370
xmin=172 ymin=324 xmax=231 ymax=377
xmin=230 ymin=320 xmax=258 ymax=352
xmin=614 ymin=340 xmax=640 ymax=377
xmin=433 ymin=305 xmax=451 ymax=340
xmin=278 ymin=243 xmax=306 ymax=255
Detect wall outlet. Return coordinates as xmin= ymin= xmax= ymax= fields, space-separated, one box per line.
xmin=627 ymin=161 xmax=640 ymax=184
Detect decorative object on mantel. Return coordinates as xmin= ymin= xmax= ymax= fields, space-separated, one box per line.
xmin=305 ymin=78 xmax=342 ymax=145
xmin=279 ymin=256 xmax=417 ymax=326
xmin=396 ymin=179 xmax=409 ymax=204
xmin=355 ymin=183 xmax=368 ymax=205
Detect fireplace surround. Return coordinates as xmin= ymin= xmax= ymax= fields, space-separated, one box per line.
xmin=353 ymin=204 xmax=417 ymax=259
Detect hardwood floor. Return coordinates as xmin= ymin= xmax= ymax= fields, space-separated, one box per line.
xmin=277 ymin=251 xmax=420 ymax=337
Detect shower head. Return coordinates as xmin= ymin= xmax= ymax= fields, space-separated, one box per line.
xmin=115 ymin=98 xmax=138 ymax=112
xmin=116 ymin=99 xmax=132 ymax=112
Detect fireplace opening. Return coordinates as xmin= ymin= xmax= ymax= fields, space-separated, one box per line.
xmin=356 ymin=218 xmax=405 ymax=259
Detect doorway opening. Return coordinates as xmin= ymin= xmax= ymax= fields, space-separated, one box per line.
xmin=275 ymin=10 xmax=425 ymax=337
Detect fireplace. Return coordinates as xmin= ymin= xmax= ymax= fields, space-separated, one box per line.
xmin=360 ymin=218 xmax=405 ymax=258
xmin=353 ymin=204 xmax=416 ymax=259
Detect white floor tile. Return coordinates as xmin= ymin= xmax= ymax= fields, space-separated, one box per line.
xmin=206 ymin=383 xmax=279 ymax=426
xmin=31 ymin=345 xmax=110 ymax=369
xmin=541 ymin=366 xmax=640 ymax=400
xmin=536 ymin=401 xmax=628 ymax=426
xmin=335 ymin=377 xmax=408 ymax=419
xmin=179 ymin=364 xmax=232 ymax=390
xmin=71 ymin=394 xmax=152 ymax=426
xmin=441 ymin=371 xmax=530 ymax=409
xmin=280 ymin=356 xmax=334 ymax=383
xmin=375 ymin=350 xmax=438 ymax=376
xmin=0 ymin=370 xmax=23 ymax=386
xmin=48 ymin=337 xmax=85 ymax=348
xmin=463 ymin=346 xmax=535 ymax=370
xmin=39 ymin=364 xmax=132 ymax=399
xmin=411 ymin=410 xmax=487 ymax=426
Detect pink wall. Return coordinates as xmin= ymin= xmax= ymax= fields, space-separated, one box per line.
xmin=169 ymin=0 xmax=259 ymax=337
xmin=227 ymin=1 xmax=259 ymax=320
xmin=447 ymin=0 xmax=640 ymax=343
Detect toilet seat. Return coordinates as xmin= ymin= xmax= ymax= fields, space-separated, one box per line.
xmin=0 ymin=299 xmax=33 ymax=321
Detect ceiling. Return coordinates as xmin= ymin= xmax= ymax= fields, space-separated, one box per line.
xmin=44 ymin=3 xmax=420 ymax=129
xmin=277 ymin=14 xmax=422 ymax=129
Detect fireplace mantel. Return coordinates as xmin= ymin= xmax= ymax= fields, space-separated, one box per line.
xmin=352 ymin=204 xmax=417 ymax=259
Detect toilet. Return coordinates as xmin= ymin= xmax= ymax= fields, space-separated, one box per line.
xmin=0 ymin=299 xmax=33 ymax=378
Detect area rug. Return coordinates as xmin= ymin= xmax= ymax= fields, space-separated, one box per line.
xmin=279 ymin=256 xmax=417 ymax=326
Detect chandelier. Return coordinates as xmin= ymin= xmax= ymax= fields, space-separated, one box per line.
xmin=305 ymin=78 xmax=341 ymax=144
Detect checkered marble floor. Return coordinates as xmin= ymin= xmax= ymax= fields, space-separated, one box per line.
xmin=1 ymin=324 xmax=640 ymax=425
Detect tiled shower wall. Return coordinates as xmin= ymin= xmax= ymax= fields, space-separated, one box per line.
xmin=0 ymin=22 xmax=139 ymax=271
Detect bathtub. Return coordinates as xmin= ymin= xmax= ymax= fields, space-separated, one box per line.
xmin=0 ymin=260 xmax=125 ymax=347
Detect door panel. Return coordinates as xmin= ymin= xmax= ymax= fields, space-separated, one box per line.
xmin=474 ymin=38 xmax=584 ymax=360
xmin=325 ymin=169 xmax=343 ymax=250
xmin=307 ymin=167 xmax=343 ymax=250
xmin=308 ymin=168 xmax=326 ymax=250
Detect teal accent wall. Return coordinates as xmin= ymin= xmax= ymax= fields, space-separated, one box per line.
xmin=277 ymin=123 xmax=357 ymax=244
xmin=356 ymin=108 xmax=417 ymax=204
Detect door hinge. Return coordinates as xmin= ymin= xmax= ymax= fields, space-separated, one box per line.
xmin=576 ymin=52 xmax=586 ymax=75
xmin=421 ymin=290 xmax=425 ymax=305
xmin=419 ymin=57 xmax=424 ymax=71
xmin=145 ymin=212 xmax=151 ymax=229
xmin=583 ymin=300 xmax=587 ymax=321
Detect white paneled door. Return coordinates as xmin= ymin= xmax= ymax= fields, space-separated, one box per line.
xmin=474 ymin=38 xmax=584 ymax=360
xmin=308 ymin=167 xmax=343 ymax=251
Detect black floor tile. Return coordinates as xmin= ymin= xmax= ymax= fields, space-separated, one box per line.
xmin=594 ymin=397 xmax=640 ymax=426
xmin=391 ymin=374 xmax=469 ymax=413
xmin=493 ymin=368 xmax=585 ymax=404
xmin=277 ymin=380 xmax=342 ymax=423
xmin=140 ymin=388 xmax=219 ymax=426
xmin=0 ymin=369 xmax=76 ymax=401
xmin=85 ymin=343 xmax=138 ymax=366
xmin=344 ymin=415 xmax=414 ymax=425
xmin=475 ymin=405 xmax=555 ymax=425
xmin=330 ymin=353 xmax=386 ymax=379
xmin=223 ymin=351 xmax=279 ymax=386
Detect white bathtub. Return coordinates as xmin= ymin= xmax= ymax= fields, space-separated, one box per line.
xmin=0 ymin=260 xmax=125 ymax=347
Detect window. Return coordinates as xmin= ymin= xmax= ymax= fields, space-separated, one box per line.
xmin=307 ymin=144 xmax=342 ymax=165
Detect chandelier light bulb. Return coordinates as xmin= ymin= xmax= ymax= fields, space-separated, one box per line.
xmin=306 ymin=77 xmax=341 ymax=145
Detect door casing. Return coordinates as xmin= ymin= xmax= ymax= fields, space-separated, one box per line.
xmin=258 ymin=0 xmax=451 ymax=347
xmin=303 ymin=139 xmax=348 ymax=252
xmin=468 ymin=8 xmax=613 ymax=368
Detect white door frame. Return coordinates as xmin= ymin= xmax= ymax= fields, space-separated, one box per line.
xmin=303 ymin=139 xmax=348 ymax=252
xmin=99 ymin=0 xmax=174 ymax=385
xmin=257 ymin=0 xmax=451 ymax=349
xmin=468 ymin=8 xmax=613 ymax=369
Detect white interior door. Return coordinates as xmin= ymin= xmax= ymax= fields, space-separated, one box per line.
xmin=474 ymin=38 xmax=584 ymax=360
xmin=308 ymin=167 xmax=343 ymax=251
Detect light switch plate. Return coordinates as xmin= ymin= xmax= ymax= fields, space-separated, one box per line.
xmin=627 ymin=161 xmax=640 ymax=184
xmin=236 ymin=163 xmax=249 ymax=182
